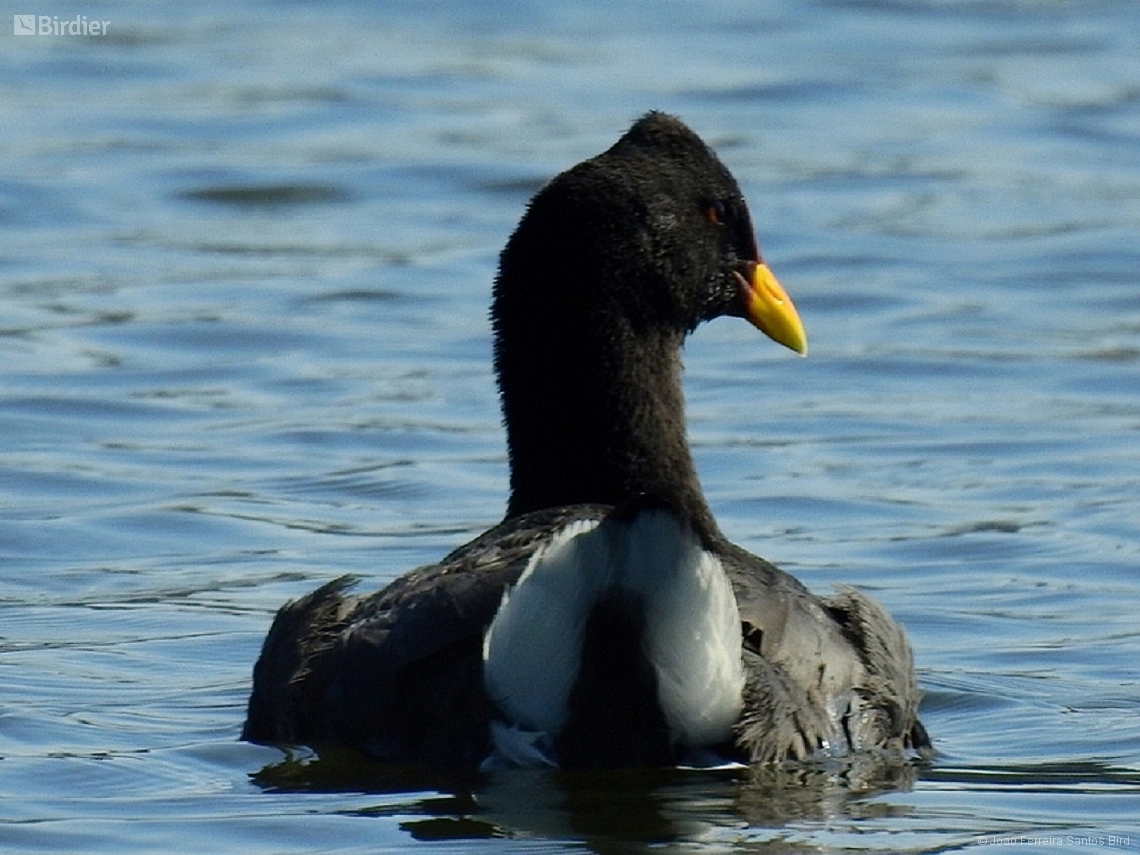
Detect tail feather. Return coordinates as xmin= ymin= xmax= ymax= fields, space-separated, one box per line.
xmin=242 ymin=575 xmax=359 ymax=744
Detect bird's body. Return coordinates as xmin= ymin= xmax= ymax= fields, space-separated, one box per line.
xmin=243 ymin=113 xmax=929 ymax=769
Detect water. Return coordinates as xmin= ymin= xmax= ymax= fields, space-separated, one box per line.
xmin=3 ymin=0 xmax=1139 ymax=851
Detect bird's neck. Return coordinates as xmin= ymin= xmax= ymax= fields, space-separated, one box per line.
xmin=497 ymin=317 xmax=718 ymax=537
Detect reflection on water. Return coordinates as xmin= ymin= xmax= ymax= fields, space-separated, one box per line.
xmin=251 ymin=747 xmax=927 ymax=848
xmin=247 ymin=748 xmax=1140 ymax=850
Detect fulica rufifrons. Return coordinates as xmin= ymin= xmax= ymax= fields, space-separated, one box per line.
xmin=243 ymin=112 xmax=928 ymax=769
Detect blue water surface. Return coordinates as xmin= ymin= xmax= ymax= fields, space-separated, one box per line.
xmin=2 ymin=1 xmax=1139 ymax=852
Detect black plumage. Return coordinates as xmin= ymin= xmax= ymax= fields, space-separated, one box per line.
xmin=243 ymin=112 xmax=928 ymax=769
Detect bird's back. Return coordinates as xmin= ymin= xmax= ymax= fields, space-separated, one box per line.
xmin=244 ymin=505 xmax=927 ymax=768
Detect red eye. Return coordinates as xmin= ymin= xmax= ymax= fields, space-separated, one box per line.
xmin=704 ymin=200 xmax=727 ymax=226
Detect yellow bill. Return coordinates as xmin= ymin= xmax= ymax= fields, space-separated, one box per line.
xmin=736 ymin=262 xmax=807 ymax=356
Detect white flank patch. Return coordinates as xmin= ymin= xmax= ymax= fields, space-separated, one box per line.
xmin=624 ymin=513 xmax=745 ymax=746
xmin=482 ymin=518 xmax=606 ymax=736
xmin=482 ymin=510 xmax=744 ymax=761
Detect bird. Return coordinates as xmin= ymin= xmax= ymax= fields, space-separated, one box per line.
xmin=242 ymin=112 xmax=929 ymax=770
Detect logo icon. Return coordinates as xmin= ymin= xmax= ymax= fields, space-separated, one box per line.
xmin=14 ymin=14 xmax=36 ymax=35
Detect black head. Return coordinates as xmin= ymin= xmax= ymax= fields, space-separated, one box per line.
xmin=495 ymin=112 xmax=785 ymax=344
xmin=491 ymin=112 xmax=805 ymax=519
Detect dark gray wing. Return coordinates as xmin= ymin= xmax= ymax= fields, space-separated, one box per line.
xmin=242 ymin=505 xmax=608 ymax=767
xmin=719 ymin=543 xmax=929 ymax=762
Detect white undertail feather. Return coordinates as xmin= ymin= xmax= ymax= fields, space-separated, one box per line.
xmin=482 ymin=510 xmax=744 ymax=760
xmin=622 ymin=514 xmax=745 ymax=746
xmin=482 ymin=518 xmax=605 ymax=736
